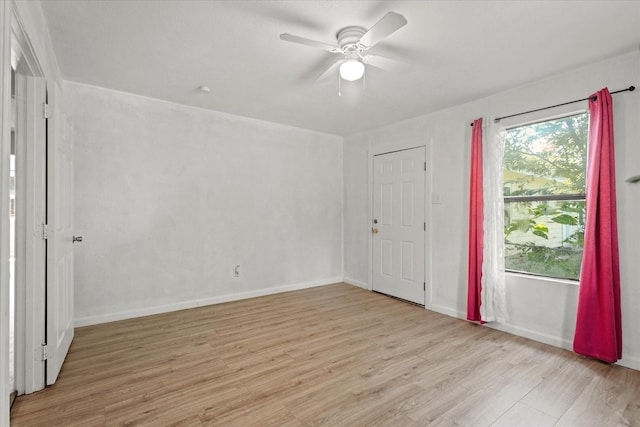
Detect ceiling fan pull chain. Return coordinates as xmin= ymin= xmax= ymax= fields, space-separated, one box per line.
xmin=338 ymin=71 xmax=342 ymax=97
xmin=363 ymin=68 xmax=366 ymax=91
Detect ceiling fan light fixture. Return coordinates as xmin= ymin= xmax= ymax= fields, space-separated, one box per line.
xmin=339 ymin=59 xmax=365 ymax=81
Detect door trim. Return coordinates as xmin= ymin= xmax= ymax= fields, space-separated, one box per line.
xmin=367 ymin=139 xmax=432 ymax=309
xmin=0 ymin=2 xmax=12 ymax=423
xmin=9 ymin=5 xmax=47 ymax=398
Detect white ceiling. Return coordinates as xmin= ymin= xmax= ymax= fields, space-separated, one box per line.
xmin=40 ymin=0 xmax=640 ymax=136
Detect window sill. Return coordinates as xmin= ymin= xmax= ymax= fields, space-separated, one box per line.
xmin=505 ymin=271 xmax=579 ymax=287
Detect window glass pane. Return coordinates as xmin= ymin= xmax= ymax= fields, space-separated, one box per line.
xmin=503 ymin=112 xmax=588 ymax=280
xmin=504 ymin=114 xmax=588 ymax=196
xmin=504 ymin=200 xmax=585 ymax=280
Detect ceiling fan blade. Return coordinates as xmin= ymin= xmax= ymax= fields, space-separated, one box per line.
xmin=310 ymin=56 xmax=343 ymax=81
xmin=358 ymin=12 xmax=407 ymax=48
xmin=363 ymin=54 xmax=408 ymax=72
xmin=280 ymin=33 xmax=338 ymax=52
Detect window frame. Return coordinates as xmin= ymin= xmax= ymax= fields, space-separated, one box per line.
xmin=501 ymin=110 xmax=589 ymax=281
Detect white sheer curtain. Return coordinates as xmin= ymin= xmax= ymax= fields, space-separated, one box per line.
xmin=480 ymin=119 xmax=508 ymax=322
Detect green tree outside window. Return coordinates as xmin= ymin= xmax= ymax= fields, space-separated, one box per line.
xmin=503 ymin=113 xmax=588 ymax=280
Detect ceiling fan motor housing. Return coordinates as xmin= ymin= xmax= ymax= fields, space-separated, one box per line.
xmin=337 ymin=26 xmax=367 ymax=53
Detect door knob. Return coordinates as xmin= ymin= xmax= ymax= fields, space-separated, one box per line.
xmin=372 ymin=228 xmax=379 ymax=234
xmin=72 ymin=235 xmax=83 ymax=243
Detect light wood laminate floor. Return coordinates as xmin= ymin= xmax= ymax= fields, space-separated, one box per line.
xmin=10 ymin=283 xmax=640 ymax=426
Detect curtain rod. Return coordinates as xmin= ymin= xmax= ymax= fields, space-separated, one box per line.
xmin=470 ymin=85 xmax=635 ymax=126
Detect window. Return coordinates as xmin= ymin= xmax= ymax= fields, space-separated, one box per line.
xmin=503 ymin=113 xmax=588 ymax=280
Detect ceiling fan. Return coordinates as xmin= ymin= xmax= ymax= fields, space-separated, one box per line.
xmin=279 ymin=12 xmax=408 ymax=82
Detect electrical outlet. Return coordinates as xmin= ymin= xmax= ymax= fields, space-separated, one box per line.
xmin=232 ymin=264 xmax=241 ymax=278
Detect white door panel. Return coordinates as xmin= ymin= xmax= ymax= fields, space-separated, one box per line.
xmin=46 ymin=82 xmax=74 ymax=385
xmin=372 ymin=147 xmax=425 ymax=305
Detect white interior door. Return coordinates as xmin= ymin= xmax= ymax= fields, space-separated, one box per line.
xmin=372 ymin=147 xmax=425 ymax=305
xmin=46 ymin=82 xmax=74 ymax=385
xmin=14 ymin=69 xmax=47 ymax=394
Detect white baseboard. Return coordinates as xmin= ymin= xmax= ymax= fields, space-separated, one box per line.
xmin=343 ymin=276 xmax=369 ymax=290
xmin=430 ymin=303 xmax=575 ymax=352
xmin=430 ymin=304 xmax=465 ymax=319
xmin=428 ymin=303 xmax=639 ymax=372
xmin=429 ymin=303 xmax=573 ymax=349
xmin=75 ymin=276 xmax=343 ymax=327
xmin=485 ymin=322 xmax=573 ymax=351
xmin=618 ymin=354 xmax=640 ymax=371
xmin=490 ymin=323 xmax=640 ymax=371
xmin=75 ymin=282 xmax=640 ymax=372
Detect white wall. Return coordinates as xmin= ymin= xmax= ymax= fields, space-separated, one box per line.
xmin=343 ymin=52 xmax=640 ymax=370
xmin=70 ymin=83 xmax=343 ymax=326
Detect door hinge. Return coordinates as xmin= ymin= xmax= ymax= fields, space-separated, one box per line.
xmin=41 ymin=343 xmax=48 ymax=361
xmin=42 ymin=223 xmax=49 ymax=240
xmin=43 ymin=102 xmax=49 ymax=119
xmin=424 ymin=222 xmax=426 ymax=231
xmin=424 ymin=282 xmax=426 ymax=291
xmin=424 ymin=161 xmax=426 ymax=171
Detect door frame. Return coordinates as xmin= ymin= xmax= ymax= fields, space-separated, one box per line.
xmin=0 ymin=1 xmax=12 ymax=422
xmin=367 ymin=139 xmax=432 ymax=309
xmin=7 ymin=3 xmax=47 ymax=399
